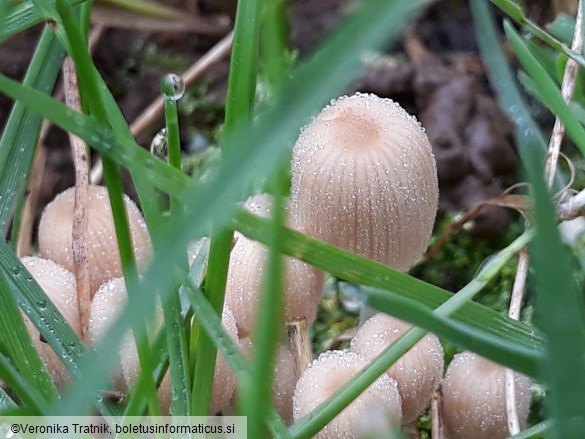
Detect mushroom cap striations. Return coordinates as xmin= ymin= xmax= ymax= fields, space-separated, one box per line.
xmin=442 ymin=351 xmax=532 ymax=439
xmin=290 ymin=92 xmax=438 ymax=271
xmin=350 ymin=313 xmax=444 ymax=423
xmin=293 ymin=350 xmax=402 ymax=438
xmin=38 ymin=185 xmax=152 ymax=296
xmin=225 ymin=194 xmax=323 ymax=336
xmin=20 ymin=256 xmax=80 ymax=387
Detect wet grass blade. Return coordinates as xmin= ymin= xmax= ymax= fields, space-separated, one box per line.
xmin=0 ymin=27 xmax=64 ymax=239
xmin=505 ymin=20 xmax=585 ymax=156
xmin=0 ymin=352 xmax=50 ymax=414
xmin=0 ymin=387 xmax=16 ymax=411
xmin=234 ymin=210 xmax=545 ymax=355
xmin=0 ymin=268 xmax=58 ymax=405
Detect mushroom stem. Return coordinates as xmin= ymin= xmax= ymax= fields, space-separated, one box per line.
xmin=63 ymin=56 xmax=90 ymax=343
xmin=287 ymin=318 xmax=312 ymax=375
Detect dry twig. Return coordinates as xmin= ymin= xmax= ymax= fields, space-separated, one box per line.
xmin=287 ymin=318 xmax=313 ymax=377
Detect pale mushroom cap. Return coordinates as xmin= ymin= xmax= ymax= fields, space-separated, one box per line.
xmin=38 ymin=185 xmax=152 ymax=295
xmin=442 ymin=351 xmax=532 ymax=439
xmin=290 ymin=92 xmax=439 ymax=271
xmin=20 ymin=256 xmax=80 ymax=387
xmin=89 ymin=276 xmax=128 ymax=390
xmin=239 ymin=338 xmax=299 ymax=424
xmin=350 ymin=313 xmax=444 ymax=423
xmin=225 ymin=194 xmax=323 ymax=336
xmin=293 ymin=350 xmax=402 ymax=438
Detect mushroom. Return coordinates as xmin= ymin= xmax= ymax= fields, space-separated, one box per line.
xmin=293 ymin=350 xmax=402 ymax=438
xmin=350 ymin=313 xmax=444 ymax=424
xmin=442 ymin=351 xmax=531 ymax=439
xmin=20 ymin=256 xmax=80 ymax=387
xmin=239 ymin=338 xmax=299 ymax=424
xmin=290 ymin=92 xmax=438 ymax=271
xmin=38 ymin=185 xmax=152 ymax=296
xmin=225 ymin=194 xmax=323 ymax=336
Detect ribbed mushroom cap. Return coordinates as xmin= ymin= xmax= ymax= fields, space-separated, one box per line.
xmin=239 ymin=338 xmax=298 ymax=424
xmin=442 ymin=351 xmax=532 ymax=439
xmin=225 ymin=194 xmax=323 ymax=336
xmin=350 ymin=313 xmax=444 ymax=423
xmin=38 ymin=185 xmax=152 ymax=295
xmin=293 ymin=350 xmax=402 ymax=438
xmin=20 ymin=256 xmax=80 ymax=387
xmin=290 ymin=92 xmax=438 ymax=271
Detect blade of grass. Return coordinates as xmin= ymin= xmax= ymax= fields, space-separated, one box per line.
xmin=192 ymin=0 xmax=264 ymax=417
xmin=0 ymin=268 xmax=58 ymax=403
xmin=0 ymin=387 xmax=16 ymax=411
xmin=504 ymin=20 xmax=585 ymax=156
xmin=524 ymin=144 xmax=585 ymax=436
xmin=160 ymin=76 xmax=191 ymax=416
xmin=0 ymin=353 xmax=50 ymax=414
xmin=471 ymin=0 xmax=565 ymax=190
xmin=6 ymin=0 xmax=432 ymax=417
xmin=234 ymin=210 xmax=545 ymax=355
xmin=511 ymin=421 xmax=552 ymax=438
xmin=0 ymin=27 xmax=64 ymax=239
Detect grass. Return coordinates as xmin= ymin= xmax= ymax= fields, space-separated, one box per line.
xmin=0 ymin=0 xmax=584 ymax=437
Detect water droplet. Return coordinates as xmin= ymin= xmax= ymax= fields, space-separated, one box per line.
xmin=337 ymin=281 xmax=365 ymax=312
xmin=150 ymin=128 xmax=168 ymax=160
xmin=36 ymin=299 xmax=47 ymax=310
xmin=161 ymin=73 xmax=185 ymax=101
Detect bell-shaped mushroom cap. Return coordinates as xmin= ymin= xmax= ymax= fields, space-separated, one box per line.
xmin=290 ymin=92 xmax=438 ymax=271
xmin=350 ymin=313 xmax=444 ymax=423
xmin=293 ymin=350 xmax=402 ymax=438
xmin=20 ymin=256 xmax=80 ymax=387
xmin=38 ymin=185 xmax=152 ymax=296
xmin=442 ymin=351 xmax=532 ymax=439
xmin=239 ymin=338 xmax=299 ymax=424
xmin=225 ymin=194 xmax=323 ymax=336
xmin=89 ymin=276 xmax=129 ymax=390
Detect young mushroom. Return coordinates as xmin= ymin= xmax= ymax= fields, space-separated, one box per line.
xmin=225 ymin=194 xmax=323 ymax=336
xmin=290 ymin=92 xmax=438 ymax=271
xmin=350 ymin=313 xmax=444 ymax=424
xmin=293 ymin=350 xmax=402 ymax=438
xmin=38 ymin=185 xmax=152 ymax=296
xmin=239 ymin=338 xmax=299 ymax=424
xmin=20 ymin=256 xmax=80 ymax=387
xmin=442 ymin=351 xmax=532 ymax=439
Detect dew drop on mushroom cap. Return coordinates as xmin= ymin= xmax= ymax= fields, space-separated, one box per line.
xmin=442 ymin=351 xmax=532 ymax=439
xmin=293 ymin=350 xmax=402 ymax=438
xmin=20 ymin=256 xmax=80 ymax=387
xmin=350 ymin=313 xmax=444 ymax=424
xmin=290 ymin=92 xmax=439 ymax=271
xmin=38 ymin=185 xmax=152 ymax=296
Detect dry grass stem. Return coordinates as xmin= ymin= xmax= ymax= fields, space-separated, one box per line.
xmin=545 ymin=0 xmax=584 ymax=187
xmin=431 ymin=382 xmax=444 ymax=439
xmin=63 ymin=57 xmax=91 ymax=343
xmin=505 ymin=248 xmax=529 ymax=435
xmin=558 ymin=188 xmax=585 ymax=220
xmin=90 ymin=30 xmax=234 ymax=184
xmin=287 ymin=318 xmax=313 ymax=376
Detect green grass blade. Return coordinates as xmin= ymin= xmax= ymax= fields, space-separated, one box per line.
xmin=5 ymin=0 xmax=432 ymax=417
xmin=511 ymin=421 xmax=552 ymax=438
xmin=0 ymin=74 xmax=189 ymax=196
xmin=0 ymin=352 xmax=50 ymax=414
xmin=0 ymin=387 xmax=16 ymax=411
xmin=0 ymin=1 xmax=42 ymax=43
xmin=0 ymin=27 xmax=64 ymax=239
xmin=504 ymin=20 xmax=585 ymax=156
xmin=234 ymin=210 xmax=545 ymax=353
xmin=524 ymin=149 xmax=585 ymax=436
xmin=0 ymin=268 xmax=58 ymax=404
xmin=471 ymin=0 xmax=565 ymax=190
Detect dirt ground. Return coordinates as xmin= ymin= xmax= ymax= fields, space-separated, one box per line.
xmin=0 ymin=0 xmax=557 ymax=240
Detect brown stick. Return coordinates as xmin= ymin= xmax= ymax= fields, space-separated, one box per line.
xmin=287 ymin=318 xmax=313 ymax=376
xmin=63 ymin=57 xmax=91 ymax=343
xmin=431 ymin=382 xmax=444 ymax=439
